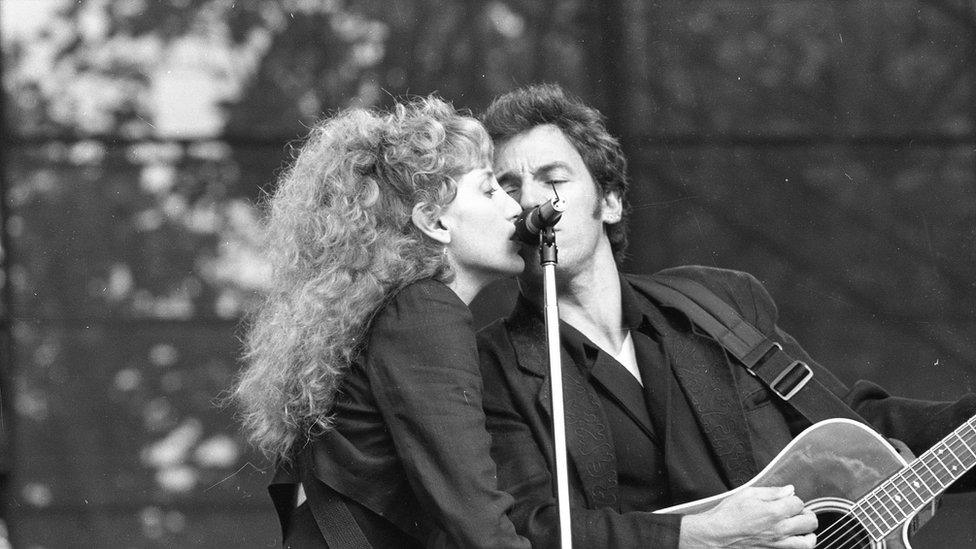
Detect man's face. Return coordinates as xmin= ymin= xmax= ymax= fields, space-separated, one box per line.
xmin=493 ymin=124 xmax=621 ymax=284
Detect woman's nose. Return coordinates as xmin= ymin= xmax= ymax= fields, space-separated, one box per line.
xmin=502 ymin=191 xmax=521 ymax=219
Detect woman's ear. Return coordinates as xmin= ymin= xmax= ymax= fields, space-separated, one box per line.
xmin=411 ymin=203 xmax=451 ymax=244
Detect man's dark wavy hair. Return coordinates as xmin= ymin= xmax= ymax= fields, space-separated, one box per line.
xmin=481 ymin=83 xmax=630 ymax=262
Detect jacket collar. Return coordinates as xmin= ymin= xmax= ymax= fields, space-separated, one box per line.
xmin=503 ymin=273 xmax=760 ymax=499
xmin=626 ymin=273 xmax=759 ymax=488
xmin=504 ymin=296 xmax=620 ymax=509
xmin=505 ymin=288 xmax=655 ymax=442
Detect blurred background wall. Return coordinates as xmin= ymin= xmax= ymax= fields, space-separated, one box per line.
xmin=2 ymin=0 xmax=976 ymax=547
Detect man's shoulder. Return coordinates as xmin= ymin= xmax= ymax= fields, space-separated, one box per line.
xmin=475 ymin=301 xmax=544 ymax=371
xmin=476 ymin=316 xmax=510 ymax=342
xmin=624 ymin=265 xmax=777 ymax=325
xmin=475 ymin=293 xmax=540 ymax=344
xmin=629 ymin=264 xmax=759 ymax=288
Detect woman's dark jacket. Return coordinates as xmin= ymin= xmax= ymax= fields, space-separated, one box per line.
xmin=271 ymin=279 xmax=529 ymax=548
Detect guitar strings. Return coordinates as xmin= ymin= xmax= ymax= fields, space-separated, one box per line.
xmin=814 ymin=451 xmax=962 ymax=549
xmin=802 ymin=425 xmax=976 ymax=548
xmin=813 ymin=509 xmax=869 ymax=549
xmin=816 ymin=431 xmax=976 ymax=548
xmin=814 ymin=513 xmax=871 ymax=549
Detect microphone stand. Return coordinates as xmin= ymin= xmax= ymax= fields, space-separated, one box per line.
xmin=536 ymin=225 xmax=572 ymax=549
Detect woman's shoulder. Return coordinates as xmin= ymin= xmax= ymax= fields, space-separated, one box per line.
xmin=373 ymin=278 xmax=471 ymax=330
xmin=396 ymin=277 xmax=459 ymax=301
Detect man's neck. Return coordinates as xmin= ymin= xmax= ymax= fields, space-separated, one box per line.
xmin=559 ymin=262 xmax=627 ymax=355
xmin=520 ymin=247 xmax=627 ymax=355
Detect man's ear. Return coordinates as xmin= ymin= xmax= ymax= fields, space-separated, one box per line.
xmin=601 ymin=189 xmax=623 ymax=224
xmin=411 ymin=203 xmax=451 ymax=244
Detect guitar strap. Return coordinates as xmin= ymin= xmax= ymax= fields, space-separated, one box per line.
xmin=298 ymin=449 xmax=372 ymax=549
xmin=645 ymin=274 xmax=868 ymax=425
xmin=268 ymin=451 xmax=372 ymax=548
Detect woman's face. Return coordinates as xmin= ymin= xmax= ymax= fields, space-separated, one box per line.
xmin=439 ymin=166 xmax=525 ymax=285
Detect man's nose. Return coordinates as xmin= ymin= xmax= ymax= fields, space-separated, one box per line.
xmin=518 ymin=183 xmax=551 ymax=210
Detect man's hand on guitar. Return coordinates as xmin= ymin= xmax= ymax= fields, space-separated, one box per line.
xmin=678 ymin=485 xmax=818 ymax=548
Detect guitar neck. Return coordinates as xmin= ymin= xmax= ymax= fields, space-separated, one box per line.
xmin=851 ymin=416 xmax=976 ymax=539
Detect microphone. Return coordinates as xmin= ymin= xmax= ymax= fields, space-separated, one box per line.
xmin=512 ymin=197 xmax=566 ymax=244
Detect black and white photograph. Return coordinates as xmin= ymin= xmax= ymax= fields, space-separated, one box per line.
xmin=2 ymin=1 xmax=976 ymax=547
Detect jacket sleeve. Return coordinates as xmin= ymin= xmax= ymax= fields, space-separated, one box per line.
xmin=845 ymin=381 xmax=976 ymax=491
xmin=365 ymin=282 xmax=530 ymax=549
xmin=478 ymin=322 xmax=682 ymax=549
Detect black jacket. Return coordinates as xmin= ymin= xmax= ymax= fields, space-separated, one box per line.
xmin=271 ymin=279 xmax=529 ymax=548
xmin=477 ymin=266 xmax=976 ymax=548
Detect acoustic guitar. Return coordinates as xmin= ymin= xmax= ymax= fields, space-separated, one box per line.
xmin=655 ymin=417 xmax=976 ymax=548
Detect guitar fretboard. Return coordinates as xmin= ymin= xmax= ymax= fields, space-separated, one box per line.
xmin=850 ymin=416 xmax=976 ymax=540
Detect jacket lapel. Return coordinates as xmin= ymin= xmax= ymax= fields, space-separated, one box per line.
xmin=628 ymin=275 xmax=759 ymax=489
xmin=505 ymin=302 xmax=620 ymax=510
xmin=589 ymin=352 xmax=655 ymax=441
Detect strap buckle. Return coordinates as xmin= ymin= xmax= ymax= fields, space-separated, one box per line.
xmin=767 ymin=343 xmax=813 ymax=400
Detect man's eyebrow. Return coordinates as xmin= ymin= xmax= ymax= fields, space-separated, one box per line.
xmin=497 ymin=171 xmax=520 ymax=184
xmin=496 ymin=161 xmax=573 ymax=184
xmin=532 ymin=162 xmax=573 ymax=177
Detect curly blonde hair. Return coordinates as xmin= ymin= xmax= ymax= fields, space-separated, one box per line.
xmin=233 ymin=97 xmax=492 ymax=459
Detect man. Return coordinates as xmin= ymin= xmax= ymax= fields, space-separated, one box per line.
xmin=476 ymin=84 xmax=976 ymax=548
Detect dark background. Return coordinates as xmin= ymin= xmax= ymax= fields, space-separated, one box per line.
xmin=3 ymin=0 xmax=976 ymax=546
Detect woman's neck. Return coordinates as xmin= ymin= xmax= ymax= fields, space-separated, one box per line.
xmin=445 ymin=269 xmax=488 ymax=305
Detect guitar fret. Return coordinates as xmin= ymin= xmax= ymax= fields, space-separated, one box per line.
xmin=877 ymin=485 xmax=904 ymax=523
xmin=899 ymin=469 xmax=930 ymax=504
xmin=851 ymin=503 xmax=885 ymax=539
xmin=862 ymin=492 xmax=897 ymax=533
xmin=963 ymin=419 xmax=975 ymax=438
xmin=933 ymin=446 xmax=964 ymax=483
xmin=877 ymin=484 xmax=909 ymax=525
xmin=945 ymin=442 xmax=966 ymax=478
xmin=920 ymin=454 xmax=949 ymax=490
xmin=906 ymin=465 xmax=937 ymax=499
xmin=919 ymin=455 xmax=941 ymax=491
xmin=887 ymin=480 xmax=915 ymax=517
xmin=964 ymin=422 xmax=976 ymax=459
xmin=855 ymin=496 xmax=881 ymax=534
xmin=953 ymin=431 xmax=976 ymax=463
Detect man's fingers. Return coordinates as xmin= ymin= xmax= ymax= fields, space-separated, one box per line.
xmin=774 ymin=494 xmax=806 ymax=517
xmin=774 ymin=532 xmax=816 ymax=549
xmin=776 ymin=510 xmax=818 ymax=537
xmin=752 ymin=484 xmax=796 ymax=501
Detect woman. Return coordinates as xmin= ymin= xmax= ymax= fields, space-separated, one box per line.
xmin=233 ymin=97 xmax=530 ymax=548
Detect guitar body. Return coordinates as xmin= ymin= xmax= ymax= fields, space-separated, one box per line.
xmin=657 ymin=418 xmax=919 ymax=548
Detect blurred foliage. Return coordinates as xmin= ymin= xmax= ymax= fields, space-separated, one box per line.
xmin=4 ymin=0 xmax=976 ymax=546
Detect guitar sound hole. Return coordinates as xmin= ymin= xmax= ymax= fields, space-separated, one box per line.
xmin=814 ymin=510 xmax=873 ymax=548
